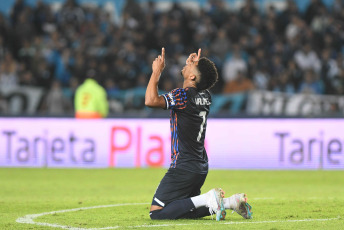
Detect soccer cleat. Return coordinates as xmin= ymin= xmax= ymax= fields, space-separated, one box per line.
xmin=206 ymin=188 xmax=226 ymax=221
xmin=231 ymin=193 xmax=253 ymax=219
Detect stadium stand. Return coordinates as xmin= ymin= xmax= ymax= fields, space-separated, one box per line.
xmin=0 ymin=0 xmax=343 ymax=116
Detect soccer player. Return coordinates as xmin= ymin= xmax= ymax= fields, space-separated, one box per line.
xmin=145 ymin=48 xmax=252 ymax=220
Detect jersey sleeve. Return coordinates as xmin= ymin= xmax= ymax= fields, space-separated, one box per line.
xmin=162 ymin=88 xmax=187 ymax=110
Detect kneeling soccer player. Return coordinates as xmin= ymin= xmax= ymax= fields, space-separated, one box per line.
xmin=145 ymin=48 xmax=252 ymax=220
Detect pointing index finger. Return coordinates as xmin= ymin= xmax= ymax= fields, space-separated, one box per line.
xmin=197 ymin=48 xmax=201 ymax=60
xmin=162 ymin=47 xmax=165 ymax=59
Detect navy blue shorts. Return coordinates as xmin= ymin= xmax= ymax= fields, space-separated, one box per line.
xmin=151 ymin=168 xmax=208 ymax=207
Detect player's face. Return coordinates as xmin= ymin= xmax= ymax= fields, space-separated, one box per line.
xmin=181 ymin=61 xmax=199 ymax=78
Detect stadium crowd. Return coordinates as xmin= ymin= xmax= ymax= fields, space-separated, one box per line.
xmin=0 ymin=0 xmax=344 ymax=115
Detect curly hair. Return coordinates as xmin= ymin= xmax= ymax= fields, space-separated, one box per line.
xmin=196 ymin=57 xmax=218 ymax=91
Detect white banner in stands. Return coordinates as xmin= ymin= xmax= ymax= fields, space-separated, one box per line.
xmin=246 ymin=90 xmax=344 ymax=116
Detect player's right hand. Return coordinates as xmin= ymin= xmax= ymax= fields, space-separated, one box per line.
xmin=152 ymin=48 xmax=165 ymax=74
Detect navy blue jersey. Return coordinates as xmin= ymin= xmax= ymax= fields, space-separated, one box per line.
xmin=162 ymin=87 xmax=211 ymax=174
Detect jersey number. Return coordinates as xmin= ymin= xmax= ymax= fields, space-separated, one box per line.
xmin=197 ymin=111 xmax=206 ymax=142
xmin=82 ymin=93 xmax=91 ymax=107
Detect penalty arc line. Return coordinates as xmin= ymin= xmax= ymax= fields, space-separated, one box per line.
xmin=16 ymin=203 xmax=148 ymax=230
xmin=16 ymin=202 xmax=341 ymax=230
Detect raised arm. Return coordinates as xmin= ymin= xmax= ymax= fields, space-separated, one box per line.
xmin=145 ymin=48 xmax=166 ymax=108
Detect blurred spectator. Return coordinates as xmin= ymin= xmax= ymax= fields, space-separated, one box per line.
xmin=320 ymin=49 xmax=339 ymax=93
xmin=222 ymin=71 xmax=255 ymax=94
xmin=104 ymin=77 xmax=123 ymax=113
xmin=311 ymin=6 xmax=330 ymax=33
xmin=285 ymin=15 xmax=305 ymax=41
xmin=13 ymin=8 xmax=35 ymax=57
xmin=33 ymin=0 xmax=51 ymax=35
xmin=252 ymin=67 xmax=269 ymax=90
xmin=74 ymin=69 xmax=108 ymax=118
xmin=0 ymin=93 xmax=7 ymax=113
xmin=299 ymin=69 xmax=323 ymax=94
xmin=239 ymin=0 xmax=258 ymax=26
xmin=20 ymin=70 xmax=36 ymax=86
xmin=273 ymin=71 xmax=295 ymax=94
xmin=63 ymin=77 xmax=79 ymax=104
xmin=212 ymin=71 xmax=254 ymax=114
xmin=0 ymin=36 xmax=7 ymax=61
xmin=332 ymin=68 xmax=344 ymax=95
xmin=34 ymin=59 xmax=53 ymax=88
xmin=222 ymin=46 xmax=247 ymax=83
xmin=276 ymin=0 xmax=300 ymax=35
xmin=210 ymin=28 xmax=231 ymax=60
xmin=44 ymin=80 xmax=71 ymax=115
xmin=53 ymin=48 xmax=73 ymax=86
xmin=287 ymin=60 xmax=303 ymax=90
xmin=0 ymin=53 xmax=19 ymax=89
xmin=294 ymin=44 xmax=321 ymax=73
xmin=332 ymin=0 xmax=344 ymax=16
xmin=10 ymin=0 xmax=26 ymax=26
xmin=105 ymin=77 xmax=120 ymax=98
xmin=305 ymin=0 xmax=325 ymax=25
xmin=98 ymin=62 xmax=111 ymax=85
xmin=59 ymin=0 xmax=85 ymax=25
xmin=71 ymin=53 xmax=87 ymax=82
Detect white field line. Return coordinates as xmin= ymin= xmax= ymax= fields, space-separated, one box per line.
xmin=16 ymin=202 xmax=341 ymax=230
xmin=251 ymin=197 xmax=337 ymax=201
xmin=129 ymin=217 xmax=341 ymax=228
xmin=16 ymin=203 xmax=148 ymax=230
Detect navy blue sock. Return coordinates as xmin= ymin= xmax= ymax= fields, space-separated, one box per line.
xmin=150 ymin=198 xmax=195 ymax=220
xmin=179 ymin=206 xmax=211 ymax=219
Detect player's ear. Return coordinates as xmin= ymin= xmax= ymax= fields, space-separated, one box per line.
xmin=190 ymin=75 xmax=196 ymax=81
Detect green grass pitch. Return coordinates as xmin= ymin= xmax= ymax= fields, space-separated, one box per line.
xmin=0 ymin=168 xmax=343 ymax=230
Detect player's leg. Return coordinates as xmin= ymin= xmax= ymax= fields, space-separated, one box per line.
xmin=223 ymin=193 xmax=253 ymax=219
xmin=180 ymin=188 xmax=226 ymax=220
xmin=149 ymin=168 xmax=200 ymax=220
xmin=150 ymin=198 xmax=195 ymax=220
xmin=178 ymin=173 xmax=211 ymax=219
xmin=150 ymin=188 xmax=226 ymax=220
xmin=179 ymin=173 xmax=225 ymax=220
xmin=150 ymin=169 xmax=226 ymax=220
xmin=179 ymin=206 xmax=210 ymax=219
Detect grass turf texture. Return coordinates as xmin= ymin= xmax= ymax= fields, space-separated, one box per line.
xmin=0 ymin=168 xmax=343 ymax=230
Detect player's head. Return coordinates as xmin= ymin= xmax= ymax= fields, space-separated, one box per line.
xmin=196 ymin=57 xmax=218 ymax=90
xmin=181 ymin=57 xmax=218 ymax=91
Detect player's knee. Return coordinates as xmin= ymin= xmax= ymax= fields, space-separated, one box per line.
xmin=150 ymin=203 xmax=164 ymax=220
xmin=149 ymin=210 xmax=164 ymax=220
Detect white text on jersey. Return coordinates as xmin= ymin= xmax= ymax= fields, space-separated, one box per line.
xmin=195 ymin=98 xmax=211 ymax=106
